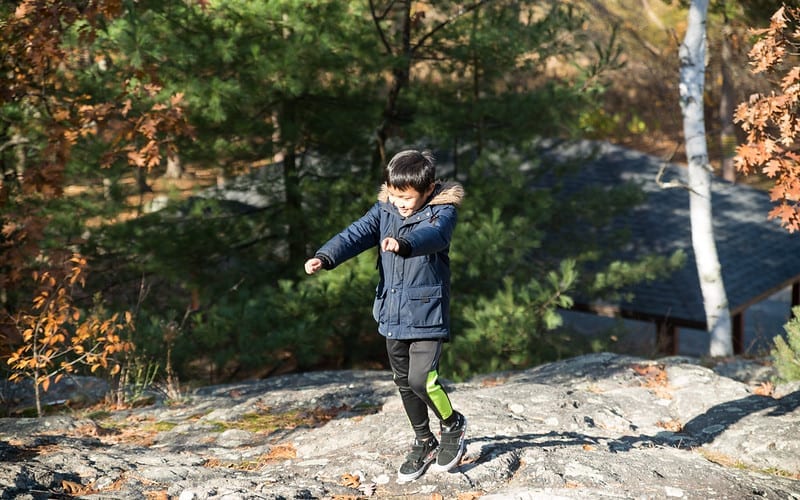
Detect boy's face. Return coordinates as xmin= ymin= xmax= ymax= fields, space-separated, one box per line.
xmin=387 ymin=184 xmax=434 ymax=217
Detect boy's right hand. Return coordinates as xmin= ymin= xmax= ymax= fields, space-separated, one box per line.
xmin=304 ymin=257 xmax=323 ymax=275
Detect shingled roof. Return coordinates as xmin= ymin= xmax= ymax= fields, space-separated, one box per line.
xmin=538 ymin=140 xmax=800 ymax=353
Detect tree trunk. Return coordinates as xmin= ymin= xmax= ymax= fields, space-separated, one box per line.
xmin=0 ymin=131 xmax=28 ymax=190
xmin=278 ymin=100 xmax=305 ymax=265
xmin=719 ymin=21 xmax=737 ymax=182
xmin=371 ymin=1 xmax=412 ymax=180
xmin=12 ymin=131 xmax=26 ymax=186
xmin=372 ymin=65 xmax=409 ymax=179
xmin=33 ymin=332 xmax=42 ymax=417
xmin=164 ymin=150 xmax=184 ymax=179
xmin=471 ymin=9 xmax=484 ymax=157
xmin=283 ymin=146 xmax=305 ymax=265
xmin=679 ymin=0 xmax=733 ymax=356
xmin=34 ymin=376 xmax=42 ymax=417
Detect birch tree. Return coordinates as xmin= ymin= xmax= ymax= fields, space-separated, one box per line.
xmin=679 ymin=0 xmax=733 ymax=356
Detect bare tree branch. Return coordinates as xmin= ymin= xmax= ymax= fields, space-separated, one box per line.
xmin=655 ymin=162 xmax=688 ymax=190
xmin=369 ymin=0 xmax=396 ymax=55
xmin=654 ymin=143 xmax=703 ymax=196
xmin=413 ymin=0 xmax=494 ymax=55
xmin=0 ymin=137 xmax=30 ymax=154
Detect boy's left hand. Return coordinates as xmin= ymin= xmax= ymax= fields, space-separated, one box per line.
xmin=304 ymin=257 xmax=324 ymax=275
xmin=381 ymin=237 xmax=400 ymax=253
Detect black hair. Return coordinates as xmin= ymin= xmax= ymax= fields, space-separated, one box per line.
xmin=384 ymin=149 xmax=436 ymax=194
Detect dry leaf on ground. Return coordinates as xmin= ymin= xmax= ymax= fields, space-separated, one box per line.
xmin=340 ymin=472 xmax=361 ymax=488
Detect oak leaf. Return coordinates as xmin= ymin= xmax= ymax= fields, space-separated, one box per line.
xmin=753 ymin=381 xmax=774 ymax=397
xmin=340 ymin=473 xmax=360 ymax=488
xmin=61 ymin=480 xmax=88 ymax=495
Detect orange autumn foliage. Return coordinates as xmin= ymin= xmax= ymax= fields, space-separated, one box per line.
xmin=0 ymin=2 xmax=193 ymax=270
xmin=734 ymin=6 xmax=800 ymax=232
xmin=6 ymin=254 xmax=134 ymax=415
xmin=0 ymin=1 xmax=192 ymax=359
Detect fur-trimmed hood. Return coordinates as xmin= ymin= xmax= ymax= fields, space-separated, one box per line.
xmin=377 ymin=181 xmax=465 ymax=207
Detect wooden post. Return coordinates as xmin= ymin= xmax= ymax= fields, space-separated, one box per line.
xmin=732 ymin=312 xmax=744 ymax=354
xmin=656 ymin=321 xmax=678 ymax=355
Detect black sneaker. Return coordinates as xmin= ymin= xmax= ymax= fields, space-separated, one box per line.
xmin=431 ymin=412 xmax=467 ymax=472
xmin=397 ymin=436 xmax=439 ymax=483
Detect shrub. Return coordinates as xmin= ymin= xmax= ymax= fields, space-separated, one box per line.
xmin=771 ymin=306 xmax=800 ymax=383
xmin=6 ymin=254 xmax=134 ymax=416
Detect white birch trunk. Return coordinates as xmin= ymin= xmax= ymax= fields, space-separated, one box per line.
xmin=679 ymin=0 xmax=733 ymax=356
xmin=164 ymin=150 xmax=184 ymax=179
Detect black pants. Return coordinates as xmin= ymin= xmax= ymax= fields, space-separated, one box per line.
xmin=386 ymin=338 xmax=457 ymax=441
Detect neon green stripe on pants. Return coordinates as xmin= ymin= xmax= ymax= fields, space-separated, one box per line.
xmin=426 ymin=370 xmax=453 ymax=421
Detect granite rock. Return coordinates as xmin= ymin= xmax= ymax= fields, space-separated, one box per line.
xmin=1 ymin=353 xmax=798 ymax=499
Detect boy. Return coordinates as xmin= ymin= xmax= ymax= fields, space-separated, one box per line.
xmin=304 ymin=149 xmax=466 ymax=483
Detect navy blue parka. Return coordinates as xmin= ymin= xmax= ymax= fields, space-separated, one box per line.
xmin=315 ymin=181 xmax=464 ymax=341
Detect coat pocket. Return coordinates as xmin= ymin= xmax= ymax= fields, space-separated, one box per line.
xmin=404 ymin=285 xmax=443 ymax=327
xmin=373 ymin=288 xmax=387 ymax=323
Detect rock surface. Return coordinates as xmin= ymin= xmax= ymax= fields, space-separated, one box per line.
xmin=1 ymin=353 xmax=799 ymax=499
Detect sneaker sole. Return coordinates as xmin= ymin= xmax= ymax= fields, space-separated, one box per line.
xmin=397 ymin=462 xmax=431 ymax=483
xmin=397 ymin=447 xmax=438 ymax=483
xmin=429 ymin=440 xmax=465 ymax=472
xmin=430 ymin=418 xmax=467 ymax=473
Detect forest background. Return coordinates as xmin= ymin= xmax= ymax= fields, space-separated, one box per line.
xmin=0 ymin=0 xmax=793 ymax=413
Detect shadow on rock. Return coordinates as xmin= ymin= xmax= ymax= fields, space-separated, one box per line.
xmin=462 ymin=431 xmax=598 ymax=471
xmin=1 ymin=462 xmax=84 ymax=500
xmin=681 ymin=389 xmax=800 ymax=444
xmin=606 ymin=389 xmax=800 ymax=457
xmin=0 ymin=439 xmax=38 ymax=463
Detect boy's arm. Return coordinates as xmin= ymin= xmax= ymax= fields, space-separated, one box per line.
xmin=397 ymin=205 xmax=457 ymax=256
xmin=313 ymin=203 xmax=382 ymax=269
